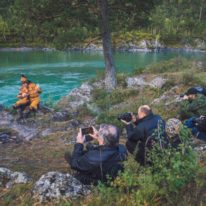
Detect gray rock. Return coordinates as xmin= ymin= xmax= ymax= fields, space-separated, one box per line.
xmin=67 ymin=119 xmax=80 ymax=129
xmin=41 ymin=128 xmax=53 ymax=137
xmin=0 ymin=111 xmax=39 ymax=141
xmin=0 ymin=111 xmax=14 ymax=125
xmin=0 ymin=167 xmax=31 ymax=188
xmin=0 ymin=128 xmax=21 ymax=144
xmin=149 ymin=77 xmax=166 ymax=88
xmin=126 ymin=76 xmax=147 ymax=88
xmin=152 ymin=86 xmax=182 ymax=105
xmin=0 ymin=132 xmax=11 ymax=144
xmin=126 ymin=75 xmax=166 ymax=89
xmin=86 ymin=103 xmax=101 ymax=114
xmin=52 ymin=111 xmax=70 ymax=122
xmin=0 ymin=104 xmax=4 ymax=112
xmin=11 ymin=123 xmax=39 ymax=141
xmin=58 ymin=82 xmax=93 ymax=111
xmin=85 ymin=43 xmax=103 ymax=51
xmin=33 ymin=172 xmax=90 ymax=201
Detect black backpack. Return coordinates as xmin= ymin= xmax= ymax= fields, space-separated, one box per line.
xmin=196 ymin=115 xmax=206 ymax=132
xmin=194 ymin=86 xmax=206 ymax=96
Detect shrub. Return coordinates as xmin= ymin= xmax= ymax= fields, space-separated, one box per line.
xmin=145 ymin=57 xmax=192 ymax=73
xmin=88 ymin=127 xmax=202 ymax=206
xmin=92 ymin=88 xmax=138 ymax=110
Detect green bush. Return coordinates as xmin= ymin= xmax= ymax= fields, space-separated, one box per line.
xmin=88 ymin=127 xmax=202 ymax=206
xmin=132 ymin=67 xmax=146 ymax=76
xmin=92 ymin=88 xmax=138 ymax=110
xmin=145 ymin=57 xmax=192 ymax=73
xmin=181 ymin=72 xmax=200 ymax=86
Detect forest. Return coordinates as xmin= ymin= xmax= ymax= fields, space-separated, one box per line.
xmin=0 ymin=0 xmax=206 ymax=49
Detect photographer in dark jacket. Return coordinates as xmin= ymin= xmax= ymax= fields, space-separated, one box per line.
xmin=121 ymin=105 xmax=166 ymax=165
xmin=65 ymin=124 xmax=127 ymax=185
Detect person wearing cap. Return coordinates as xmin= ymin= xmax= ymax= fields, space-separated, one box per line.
xmin=179 ymin=87 xmax=206 ymax=120
xmin=121 ymin=105 xmax=166 ymax=165
xmin=64 ymin=124 xmax=127 ymax=185
xmin=13 ymin=75 xmax=30 ymax=110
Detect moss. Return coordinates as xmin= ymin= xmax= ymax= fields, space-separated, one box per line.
xmin=145 ymin=57 xmax=193 ymax=74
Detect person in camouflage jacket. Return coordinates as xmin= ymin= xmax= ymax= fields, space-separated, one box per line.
xmin=180 ymin=94 xmax=206 ymax=120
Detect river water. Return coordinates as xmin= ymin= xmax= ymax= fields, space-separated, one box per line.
xmin=0 ymin=50 xmax=205 ymax=107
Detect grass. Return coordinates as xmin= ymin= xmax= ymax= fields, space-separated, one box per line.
xmin=1 ymin=57 xmax=206 ymax=205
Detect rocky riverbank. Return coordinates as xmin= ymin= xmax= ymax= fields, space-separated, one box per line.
xmin=0 ymin=57 xmax=206 ymax=205
xmin=1 ymin=37 xmax=206 ymax=53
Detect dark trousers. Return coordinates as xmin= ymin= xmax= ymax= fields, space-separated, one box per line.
xmin=126 ymin=140 xmax=145 ymax=165
xmin=185 ymin=117 xmax=206 ymax=142
xmin=64 ymin=151 xmax=102 ymax=185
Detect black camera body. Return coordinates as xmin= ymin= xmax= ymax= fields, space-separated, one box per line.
xmin=117 ymin=112 xmax=132 ymax=122
xmin=193 ymin=115 xmax=206 ymax=132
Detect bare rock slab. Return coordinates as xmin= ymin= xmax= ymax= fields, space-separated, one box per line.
xmin=0 ymin=167 xmax=31 ymax=189
xmin=33 ymin=172 xmax=90 ymax=201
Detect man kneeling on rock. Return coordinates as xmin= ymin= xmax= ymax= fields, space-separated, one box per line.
xmin=65 ymin=124 xmax=127 ymax=185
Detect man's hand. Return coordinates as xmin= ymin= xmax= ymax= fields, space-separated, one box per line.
xmin=76 ymin=129 xmax=85 ymax=144
xmin=121 ymin=119 xmax=130 ymax=125
xmin=89 ymin=126 xmax=104 ymax=145
xmin=131 ymin=113 xmax=137 ymax=123
xmin=183 ymin=95 xmax=189 ymax=100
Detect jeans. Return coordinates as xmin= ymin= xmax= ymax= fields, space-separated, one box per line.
xmin=185 ymin=117 xmax=206 ymax=141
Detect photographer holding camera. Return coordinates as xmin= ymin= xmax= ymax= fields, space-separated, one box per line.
xmin=120 ymin=105 xmax=166 ymax=165
xmin=180 ymin=86 xmax=206 ymax=120
xmin=65 ymin=124 xmax=127 ymax=185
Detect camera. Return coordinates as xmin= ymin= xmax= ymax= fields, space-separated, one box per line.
xmin=193 ymin=116 xmax=206 ymax=131
xmin=117 ymin=112 xmax=132 ymax=122
xmin=81 ymin=127 xmax=94 ymax=135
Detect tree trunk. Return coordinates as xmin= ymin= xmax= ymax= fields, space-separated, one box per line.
xmin=98 ymin=0 xmax=117 ymax=91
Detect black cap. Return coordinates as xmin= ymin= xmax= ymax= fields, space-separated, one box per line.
xmin=185 ymin=88 xmax=198 ymax=96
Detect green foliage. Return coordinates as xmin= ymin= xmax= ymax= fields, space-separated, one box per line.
xmin=88 ymin=127 xmax=202 ymax=206
xmin=54 ymin=27 xmax=89 ymax=49
xmin=150 ymin=0 xmax=206 ymax=44
xmin=181 ymin=72 xmax=202 ymax=86
xmin=112 ymin=30 xmax=155 ymax=47
xmin=179 ymin=94 xmax=206 ymax=120
xmin=77 ymin=104 xmax=94 ymax=119
xmin=92 ymin=88 xmax=138 ymax=110
xmin=145 ymin=57 xmax=192 ymax=73
xmin=116 ymin=73 xmax=127 ymax=87
xmin=131 ymin=67 xmax=146 ymax=76
xmin=1 ymin=0 xmax=206 ymax=48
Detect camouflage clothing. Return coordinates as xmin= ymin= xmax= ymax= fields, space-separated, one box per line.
xmin=180 ymin=94 xmax=206 ymax=120
xmin=166 ymin=118 xmax=182 ymax=138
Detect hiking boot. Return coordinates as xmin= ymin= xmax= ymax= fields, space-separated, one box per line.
xmin=12 ymin=104 xmax=17 ymax=110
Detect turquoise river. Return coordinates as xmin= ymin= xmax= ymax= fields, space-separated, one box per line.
xmin=0 ymin=50 xmax=205 ymax=107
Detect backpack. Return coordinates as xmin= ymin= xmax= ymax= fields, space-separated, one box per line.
xmin=194 ymin=86 xmax=206 ymax=96
xmin=196 ymin=115 xmax=206 ymax=132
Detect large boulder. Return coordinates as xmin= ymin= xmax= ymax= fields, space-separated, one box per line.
xmin=0 ymin=167 xmax=31 ymax=188
xmin=52 ymin=111 xmax=71 ymax=122
xmin=126 ymin=75 xmax=166 ymax=89
xmin=0 ymin=111 xmax=39 ymax=141
xmin=152 ymin=86 xmax=182 ymax=106
xmin=33 ymin=172 xmax=90 ymax=201
xmin=58 ymin=83 xmax=93 ymax=111
xmin=0 ymin=130 xmax=20 ymax=144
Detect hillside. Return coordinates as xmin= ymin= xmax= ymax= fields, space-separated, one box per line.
xmin=0 ymin=57 xmax=206 ymax=205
